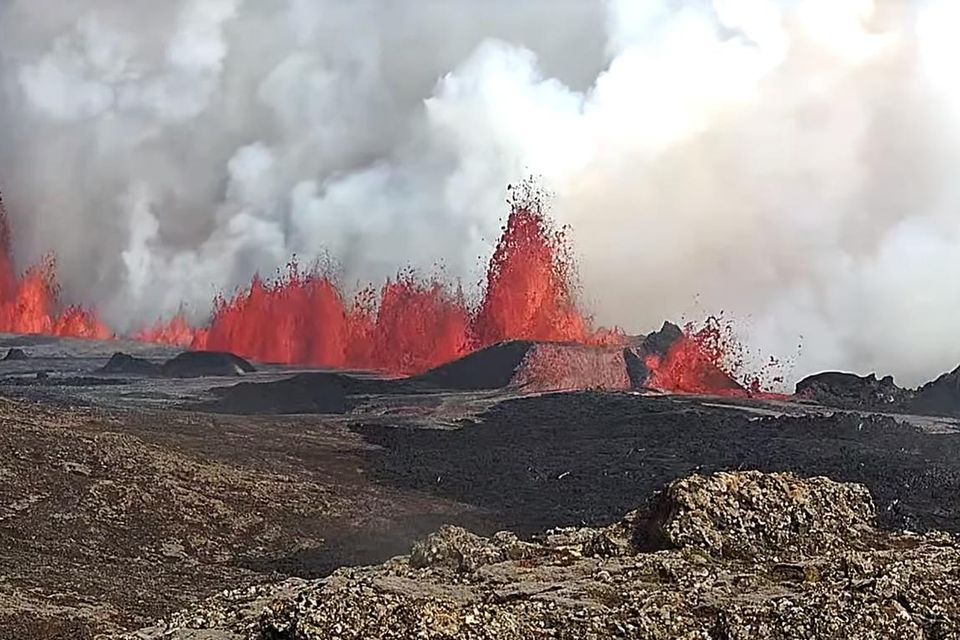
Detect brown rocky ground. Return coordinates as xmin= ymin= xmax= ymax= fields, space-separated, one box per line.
xmin=128 ymin=471 xmax=960 ymax=639
xmin=2 ymin=349 xmax=960 ymax=638
xmin=0 ymin=397 xmax=485 ymax=638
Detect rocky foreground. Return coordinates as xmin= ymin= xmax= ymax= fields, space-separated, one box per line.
xmin=129 ymin=471 xmax=960 ymax=640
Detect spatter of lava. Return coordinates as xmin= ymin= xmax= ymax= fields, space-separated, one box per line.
xmin=643 ymin=317 xmax=787 ymax=399
xmin=0 ymin=185 xmax=781 ymax=396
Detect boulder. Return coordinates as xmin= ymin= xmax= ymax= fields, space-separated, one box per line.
xmin=630 ymin=470 xmax=877 ymax=559
xmin=410 ymin=526 xmax=538 ymax=572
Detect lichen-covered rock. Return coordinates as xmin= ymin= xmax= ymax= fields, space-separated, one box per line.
xmin=128 ymin=471 xmax=960 ymax=640
xmin=410 ymin=527 xmax=541 ymax=572
xmin=413 ymin=526 xmax=499 ymax=571
xmin=636 ymin=470 xmax=879 ymax=560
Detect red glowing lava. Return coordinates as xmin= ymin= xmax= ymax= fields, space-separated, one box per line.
xmin=0 ymin=185 xmax=783 ymax=396
xmin=132 ymin=312 xmax=196 ymax=349
xmin=139 ymin=266 xmax=474 ymax=375
xmin=139 ymin=183 xmax=619 ymax=375
xmin=645 ymin=316 xmax=788 ymax=398
xmin=645 ymin=333 xmax=746 ymax=396
xmin=473 ymin=188 xmax=590 ymax=345
xmin=0 ymin=195 xmax=110 ymax=339
xmin=512 ymin=343 xmax=632 ymax=393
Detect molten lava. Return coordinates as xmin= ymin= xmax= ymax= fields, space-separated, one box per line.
xmin=644 ymin=316 xmax=788 ymax=398
xmin=0 ymin=185 xmax=782 ymax=396
xmin=645 ymin=333 xmax=746 ymax=396
xmin=138 ymin=185 xmax=618 ymax=375
xmin=473 ymin=192 xmax=588 ymax=345
xmin=512 ymin=343 xmax=633 ymax=393
xmin=0 ymin=197 xmax=110 ymax=339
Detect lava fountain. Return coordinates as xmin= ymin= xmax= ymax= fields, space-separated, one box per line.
xmin=1 ymin=184 xmax=778 ymax=395
xmin=0 ymin=194 xmax=110 ymax=339
xmin=139 ymin=183 xmax=620 ymax=375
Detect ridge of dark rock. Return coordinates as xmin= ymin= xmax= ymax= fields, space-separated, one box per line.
xmin=913 ymin=365 xmax=960 ymax=418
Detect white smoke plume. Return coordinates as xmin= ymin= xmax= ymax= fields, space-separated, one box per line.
xmin=0 ymin=0 xmax=958 ymax=386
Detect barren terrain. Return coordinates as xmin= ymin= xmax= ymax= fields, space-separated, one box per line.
xmin=0 ymin=334 xmax=959 ymax=638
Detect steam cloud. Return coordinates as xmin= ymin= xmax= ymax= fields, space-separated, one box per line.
xmin=0 ymin=0 xmax=958 ymax=386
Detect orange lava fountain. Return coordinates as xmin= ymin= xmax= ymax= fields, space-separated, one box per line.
xmin=137 ymin=184 xmax=617 ymax=375
xmin=1 ymin=185 xmax=782 ymax=395
xmin=0 ymin=195 xmax=110 ymax=339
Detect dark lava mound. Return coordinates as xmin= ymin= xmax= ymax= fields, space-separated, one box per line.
xmin=160 ymin=351 xmax=256 ymax=378
xmin=795 ymin=371 xmax=910 ymax=410
xmin=207 ymin=372 xmax=361 ymax=414
xmin=100 ymin=351 xmax=256 ymax=379
xmin=2 ymin=348 xmax=28 ymax=361
xmin=99 ymin=352 xmax=160 ymax=375
xmin=204 ymin=371 xmax=422 ymax=415
xmin=411 ymin=340 xmax=536 ymax=390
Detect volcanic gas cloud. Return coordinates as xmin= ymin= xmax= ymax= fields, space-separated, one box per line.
xmin=0 ymin=186 xmax=768 ymax=395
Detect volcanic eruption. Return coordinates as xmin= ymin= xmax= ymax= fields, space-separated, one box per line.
xmin=136 ymin=183 xmax=622 ymax=372
xmin=0 ymin=193 xmax=110 ymax=340
xmin=0 ymin=184 xmax=767 ymax=396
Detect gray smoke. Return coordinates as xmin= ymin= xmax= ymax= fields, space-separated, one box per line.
xmin=0 ymin=0 xmax=958 ymax=386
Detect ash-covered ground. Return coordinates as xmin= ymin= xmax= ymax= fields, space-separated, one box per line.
xmin=1 ymin=334 xmax=959 ymax=638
